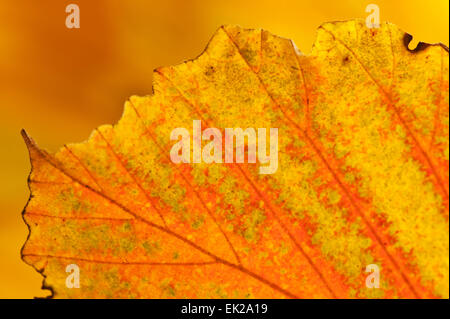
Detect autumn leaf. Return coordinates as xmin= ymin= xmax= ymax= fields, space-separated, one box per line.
xmin=22 ymin=19 xmax=449 ymax=299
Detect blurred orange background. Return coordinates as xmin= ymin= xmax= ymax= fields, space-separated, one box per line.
xmin=0 ymin=0 xmax=448 ymax=298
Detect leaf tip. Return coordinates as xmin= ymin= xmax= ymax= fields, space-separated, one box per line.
xmin=21 ymin=129 xmax=35 ymax=149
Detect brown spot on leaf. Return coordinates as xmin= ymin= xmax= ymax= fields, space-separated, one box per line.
xmin=403 ymin=33 xmax=430 ymax=53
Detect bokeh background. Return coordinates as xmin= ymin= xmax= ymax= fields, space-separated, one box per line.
xmin=0 ymin=0 xmax=448 ymax=298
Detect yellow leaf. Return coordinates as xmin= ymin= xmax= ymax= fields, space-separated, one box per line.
xmin=22 ymin=19 xmax=449 ymax=298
